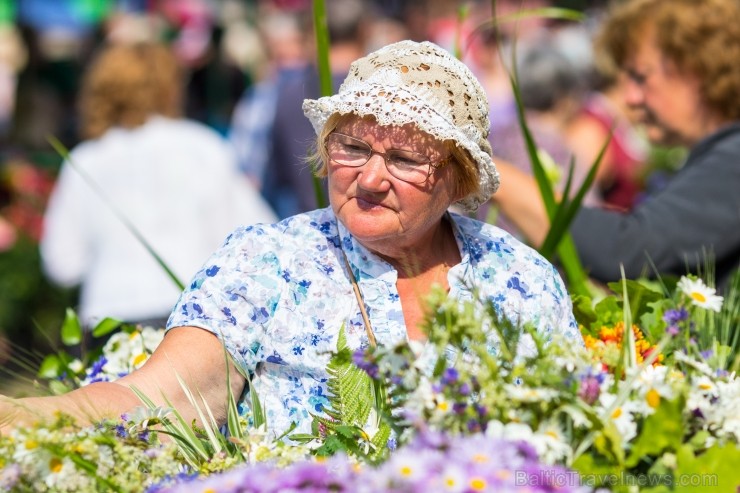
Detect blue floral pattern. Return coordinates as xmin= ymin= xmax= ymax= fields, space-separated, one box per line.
xmin=167 ymin=208 xmax=580 ymax=437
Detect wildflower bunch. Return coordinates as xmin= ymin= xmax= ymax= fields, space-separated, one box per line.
xmin=0 ymin=412 xmax=186 ymax=492
xmin=164 ymin=431 xmax=588 ymax=493
xmin=348 ymin=286 xmax=740 ymax=491
xmin=37 ymin=312 xmax=164 ymax=394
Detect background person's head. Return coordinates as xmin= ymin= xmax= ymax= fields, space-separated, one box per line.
xmin=596 ymin=0 xmax=740 ymax=147
xmin=79 ymin=42 xmax=183 ymax=140
xmin=303 ymin=40 xmax=498 ymax=213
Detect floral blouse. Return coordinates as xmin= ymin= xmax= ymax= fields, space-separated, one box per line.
xmin=167 ymin=207 xmax=581 ymax=437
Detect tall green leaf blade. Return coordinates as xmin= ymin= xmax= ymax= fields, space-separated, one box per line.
xmin=47 ymin=135 xmax=185 ymax=291
xmin=310 ymin=0 xmax=331 ymax=209
xmin=541 ymin=131 xmax=611 ymax=258
xmin=509 ymin=72 xmax=588 ymax=294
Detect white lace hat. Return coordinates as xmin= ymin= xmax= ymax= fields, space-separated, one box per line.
xmin=303 ymin=40 xmax=498 ymax=211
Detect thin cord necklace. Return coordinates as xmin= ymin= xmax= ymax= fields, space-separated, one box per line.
xmin=340 ymin=246 xmax=377 ymax=348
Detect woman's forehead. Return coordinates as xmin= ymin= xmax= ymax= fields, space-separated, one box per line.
xmin=335 ymin=114 xmax=444 ymax=150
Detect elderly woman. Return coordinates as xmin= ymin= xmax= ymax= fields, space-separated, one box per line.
xmin=1 ymin=41 xmax=580 ymax=436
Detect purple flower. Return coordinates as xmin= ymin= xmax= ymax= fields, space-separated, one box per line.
xmin=663 ymin=307 xmax=689 ymax=325
xmin=474 ymin=404 xmax=488 ymax=418
xmin=578 ymin=375 xmax=601 ymax=405
xmin=162 ymin=433 xmax=587 ymax=493
xmin=663 ymin=307 xmax=689 ymax=336
xmin=351 ymin=349 xmax=378 ymax=379
xmin=0 ymin=464 xmax=21 ymax=490
xmin=89 ymin=356 xmax=108 ymax=375
xmin=440 ymin=368 xmax=459 ymax=386
xmin=115 ymin=424 xmax=128 ymax=438
xmin=458 ymin=382 xmax=471 ymax=396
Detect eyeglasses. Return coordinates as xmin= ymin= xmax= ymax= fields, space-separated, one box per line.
xmin=325 ymin=132 xmax=451 ymax=184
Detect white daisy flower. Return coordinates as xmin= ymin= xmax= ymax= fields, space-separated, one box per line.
xmin=677 ymin=276 xmax=723 ymax=312
xmin=140 ymin=327 xmax=165 ymax=352
xmin=533 ymin=421 xmax=574 ymax=464
xmin=485 ymin=420 xmax=534 ymax=442
xmin=503 ymin=384 xmax=560 ymax=403
xmin=598 ymin=393 xmax=639 ymax=442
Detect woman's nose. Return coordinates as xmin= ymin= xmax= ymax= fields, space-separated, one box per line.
xmin=623 ymin=78 xmax=644 ymax=108
xmin=356 ymin=153 xmax=392 ymax=191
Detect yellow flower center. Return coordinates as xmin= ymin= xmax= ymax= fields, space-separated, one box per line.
xmin=646 ymin=389 xmax=661 ymax=408
xmin=470 ymin=477 xmax=487 ymax=490
xmin=611 ymin=407 xmax=622 ymax=419
xmin=495 ymin=470 xmax=512 ymax=480
xmin=132 ymin=353 xmax=148 ymax=367
xmin=400 ymin=466 xmax=413 ymax=477
xmin=49 ymin=457 xmax=63 ymax=473
xmin=699 ymin=383 xmax=713 ymax=390
xmin=691 ymin=292 xmax=707 ymax=303
xmin=25 ymin=439 xmax=38 ymax=450
xmin=437 ymin=401 xmax=449 ymax=412
xmin=444 ymin=477 xmax=457 ymax=487
xmin=472 ymin=453 xmax=489 ymax=463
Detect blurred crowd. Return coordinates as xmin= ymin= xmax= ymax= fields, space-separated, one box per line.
xmin=0 ymin=0 xmax=684 ymax=362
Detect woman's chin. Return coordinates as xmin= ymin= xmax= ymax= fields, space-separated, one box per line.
xmin=341 ymin=213 xmax=398 ymax=243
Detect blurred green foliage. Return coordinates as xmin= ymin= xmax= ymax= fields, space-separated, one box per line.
xmin=0 ymin=234 xmax=76 ymax=368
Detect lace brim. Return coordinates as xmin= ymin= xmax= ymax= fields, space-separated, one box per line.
xmin=303 ymin=85 xmax=499 ymax=212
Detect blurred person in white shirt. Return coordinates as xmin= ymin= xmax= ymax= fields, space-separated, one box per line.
xmin=40 ymin=41 xmax=277 ymax=329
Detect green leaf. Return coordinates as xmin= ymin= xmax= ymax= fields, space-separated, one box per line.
xmin=572 ymin=294 xmax=597 ymax=329
xmin=626 ymin=395 xmax=685 ymax=468
xmin=607 ymin=279 xmax=664 ymax=323
xmin=61 ymin=307 xmax=83 ymax=346
xmin=675 ymin=442 xmax=740 ymax=492
xmin=48 ymin=379 xmax=73 ymax=395
xmin=301 ymin=325 xmax=392 ymax=460
xmin=591 ymin=295 xmax=624 ymax=331
xmin=572 ymin=451 xmax=623 ymax=489
xmin=91 ymin=317 xmax=123 ymax=337
xmin=37 ymin=354 xmax=62 ymax=379
xmin=640 ymin=298 xmax=672 ymax=343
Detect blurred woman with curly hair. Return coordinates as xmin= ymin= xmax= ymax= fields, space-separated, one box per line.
xmin=491 ymin=0 xmax=740 ymax=292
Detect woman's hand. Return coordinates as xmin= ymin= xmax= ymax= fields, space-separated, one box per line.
xmin=0 ymin=327 xmax=246 ymax=434
xmin=489 ymin=158 xmax=551 ymax=246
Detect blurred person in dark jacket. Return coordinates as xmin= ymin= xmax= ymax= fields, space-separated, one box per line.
xmin=490 ymin=0 xmax=740 ymax=292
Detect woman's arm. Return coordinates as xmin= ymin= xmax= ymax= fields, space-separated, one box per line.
xmin=1 ymin=327 xmax=246 ymax=433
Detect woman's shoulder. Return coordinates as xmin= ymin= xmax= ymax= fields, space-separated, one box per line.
xmin=452 ymin=212 xmax=539 ymax=253
xmin=221 ymin=208 xmax=339 ymax=251
xmin=451 ymin=212 xmax=561 ymax=278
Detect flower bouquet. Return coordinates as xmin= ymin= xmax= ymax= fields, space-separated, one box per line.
xmin=1 ymin=275 xmax=739 ymax=492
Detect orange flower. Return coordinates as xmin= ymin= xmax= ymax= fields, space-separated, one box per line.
xmin=581 ymin=322 xmax=663 ymax=372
